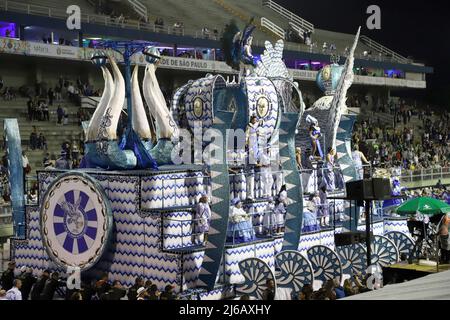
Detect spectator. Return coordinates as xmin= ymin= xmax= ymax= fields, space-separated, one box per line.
xmin=27 ymin=98 xmax=33 ymax=121
xmin=298 ymin=284 xmax=313 ymax=300
xmin=1 ymin=261 xmax=16 ymax=291
xmin=30 ymin=269 xmax=50 ymax=300
xmin=262 ymin=279 xmax=275 ymax=301
xmin=127 ymin=277 xmax=144 ymax=301
xmin=6 ymin=279 xmax=22 ymax=300
xmin=147 ymin=284 xmax=160 ymax=300
xmin=324 ymin=280 xmax=336 ymax=300
xmin=40 ymin=272 xmax=63 ymax=300
xmin=18 ymin=267 xmax=36 ymax=300
xmin=29 ymin=127 xmax=38 ymax=150
xmin=95 ymin=273 xmax=111 ymax=299
xmin=0 ymin=290 xmax=6 ymax=300
xmin=38 ymin=133 xmax=48 ymax=150
xmin=57 ymin=105 xmax=64 ymax=125
xmin=159 ymin=284 xmax=177 ymax=300
xmin=136 ymin=287 xmax=148 ymax=300
xmin=55 ymin=151 xmax=71 ymax=170
xmin=42 ymin=101 xmax=49 ymax=121
xmin=69 ymin=291 xmax=83 ymax=300
xmin=343 ymin=279 xmax=356 ymax=296
xmin=107 ymin=280 xmax=126 ymax=301
xmin=334 ymin=278 xmax=346 ymax=299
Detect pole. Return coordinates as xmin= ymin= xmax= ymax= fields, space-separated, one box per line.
xmin=123 ymin=44 xmax=133 ymax=129
xmin=365 ymin=199 xmax=372 ymax=268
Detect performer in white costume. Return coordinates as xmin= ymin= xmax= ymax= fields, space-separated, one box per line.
xmin=259 ymin=151 xmax=274 ymax=199
xmin=246 ymin=115 xmax=262 ymax=165
xmin=274 ymin=199 xmax=287 ymax=234
xmin=194 ymin=195 xmax=211 ymax=245
xmin=263 ymin=198 xmax=276 ymax=235
xmin=352 ymin=144 xmax=370 ymax=180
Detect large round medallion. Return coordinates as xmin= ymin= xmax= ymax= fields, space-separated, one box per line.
xmin=193 ymin=97 xmax=204 ymax=118
xmin=256 ymin=96 xmax=270 ymax=118
xmin=41 ymin=173 xmax=112 ymax=271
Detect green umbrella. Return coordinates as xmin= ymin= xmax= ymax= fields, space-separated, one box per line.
xmin=396 ymin=197 xmax=450 ymax=216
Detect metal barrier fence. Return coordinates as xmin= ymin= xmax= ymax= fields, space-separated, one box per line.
xmin=400 ymin=167 xmax=450 ymax=184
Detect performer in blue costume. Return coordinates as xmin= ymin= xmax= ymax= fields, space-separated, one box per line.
xmin=227 ymin=198 xmax=255 ymax=243
xmin=324 ymin=147 xmax=336 ymax=191
xmin=302 ymin=200 xmax=320 ymax=233
xmin=226 ymin=17 xmax=256 ymax=77
xmin=306 ymin=115 xmax=324 ymax=160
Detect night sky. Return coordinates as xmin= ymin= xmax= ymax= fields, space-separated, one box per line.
xmin=277 ymin=0 xmax=450 ymax=107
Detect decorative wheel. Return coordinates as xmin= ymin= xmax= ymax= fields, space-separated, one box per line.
xmin=236 ymin=258 xmax=276 ymax=300
xmin=275 ymin=250 xmax=314 ymax=293
xmin=386 ymin=231 xmax=415 ymax=260
xmin=337 ymin=244 xmax=367 ymax=276
xmin=41 ymin=173 xmax=112 ymax=271
xmin=370 ymin=235 xmax=399 ymax=268
xmin=307 ymin=245 xmax=342 ymax=283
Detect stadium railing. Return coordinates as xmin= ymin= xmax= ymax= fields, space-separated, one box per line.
xmin=0 ymin=0 xmax=416 ymax=65
xmin=400 ymin=167 xmax=450 ymax=184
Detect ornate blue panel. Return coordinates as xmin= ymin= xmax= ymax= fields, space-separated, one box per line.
xmin=369 ymin=235 xmax=399 ymax=268
xmin=275 ymin=250 xmax=314 ymax=292
xmin=307 ymin=245 xmax=343 ymax=283
xmin=236 ymin=258 xmax=276 ymax=300
xmin=40 ymin=172 xmax=113 ymax=271
xmin=386 ymin=231 xmax=415 ymax=260
xmin=337 ymin=243 xmax=367 ymax=276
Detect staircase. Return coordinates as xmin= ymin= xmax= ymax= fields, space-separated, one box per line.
xmin=125 ymin=0 xmax=148 ymax=22
xmin=360 ymin=35 xmax=409 ymax=64
xmin=260 ymin=17 xmax=285 ymax=40
xmin=213 ymin=0 xmax=279 ymax=40
xmin=262 ymin=0 xmax=314 ymax=34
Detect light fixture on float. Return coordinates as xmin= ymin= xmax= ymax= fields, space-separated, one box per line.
xmin=90 ymin=50 xmax=108 ymax=67
xmin=143 ymin=46 xmax=161 ymax=64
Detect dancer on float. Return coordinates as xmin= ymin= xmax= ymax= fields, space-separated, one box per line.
xmin=194 ymin=195 xmax=211 ymax=245
xmin=352 ymin=144 xmax=370 ymax=180
xmin=306 ymin=115 xmax=323 ymax=160
xmin=228 ymin=198 xmax=255 ymax=243
xmin=245 ymin=115 xmax=263 ymax=200
xmin=325 ymin=147 xmax=336 ymax=191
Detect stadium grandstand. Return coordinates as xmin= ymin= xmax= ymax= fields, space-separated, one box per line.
xmin=0 ymin=0 xmax=434 ymax=172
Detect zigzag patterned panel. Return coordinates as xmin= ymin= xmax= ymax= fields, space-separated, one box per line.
xmin=335 ymin=114 xmax=359 ymax=232
xmin=384 ymin=218 xmax=411 ymax=235
xmin=298 ymin=229 xmax=335 ymax=255
xmin=197 ymin=110 xmax=234 ymax=290
xmin=357 ymin=221 xmax=385 ymax=236
xmin=279 ymin=113 xmax=303 ymax=251
xmin=140 ymin=171 xmax=204 ymax=209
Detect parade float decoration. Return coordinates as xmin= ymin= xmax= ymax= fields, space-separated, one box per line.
xmin=7 ymin=25 xmax=415 ymax=299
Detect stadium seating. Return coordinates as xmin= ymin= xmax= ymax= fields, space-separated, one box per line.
xmin=0 ymin=98 xmax=83 ymax=173
xmin=19 ymin=0 xmax=97 ymax=14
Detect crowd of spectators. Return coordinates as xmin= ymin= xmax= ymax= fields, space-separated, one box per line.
xmin=0 ymin=262 xmax=178 ymax=301
xmin=352 ymin=105 xmax=450 ymax=171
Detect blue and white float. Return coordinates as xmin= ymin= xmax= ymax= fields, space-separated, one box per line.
xmin=5 ymin=25 xmax=415 ymax=300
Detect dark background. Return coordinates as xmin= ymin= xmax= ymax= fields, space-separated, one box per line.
xmin=277 ymin=0 xmax=450 ymax=108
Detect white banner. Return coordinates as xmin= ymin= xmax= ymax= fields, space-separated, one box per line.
xmin=0 ymin=38 xmax=427 ymax=89
xmin=27 ymin=42 xmax=82 ymax=60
